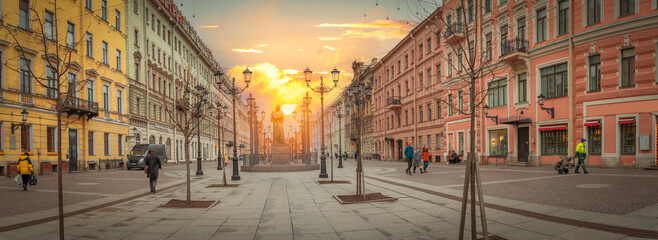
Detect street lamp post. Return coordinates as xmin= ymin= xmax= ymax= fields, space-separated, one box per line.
xmin=303 ymin=93 xmax=312 ymax=158
xmin=194 ymin=85 xmax=209 ymax=176
xmin=347 ymin=82 xmax=372 ymax=196
xmin=216 ymin=68 xmax=252 ymax=181
xmin=215 ymin=101 xmax=228 ymax=170
xmin=336 ymin=105 xmax=344 ymax=168
xmin=305 ymin=67 xmax=340 ymax=178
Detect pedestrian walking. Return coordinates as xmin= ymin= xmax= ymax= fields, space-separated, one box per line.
xmin=404 ymin=142 xmax=414 ymax=175
xmin=17 ymin=152 xmax=33 ymax=191
xmin=144 ymin=149 xmax=162 ymax=193
xmin=575 ymin=139 xmax=589 ymax=174
xmin=413 ymin=149 xmax=422 ymax=173
xmin=421 ymin=146 xmax=430 ymax=173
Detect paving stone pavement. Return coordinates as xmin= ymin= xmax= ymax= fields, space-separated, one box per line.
xmin=0 ymin=160 xmax=656 ymax=240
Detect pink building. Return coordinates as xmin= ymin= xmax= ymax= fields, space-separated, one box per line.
xmin=372 ymin=0 xmax=658 ymax=167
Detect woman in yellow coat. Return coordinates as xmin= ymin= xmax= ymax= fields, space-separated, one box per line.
xmin=17 ymin=152 xmax=34 ymax=191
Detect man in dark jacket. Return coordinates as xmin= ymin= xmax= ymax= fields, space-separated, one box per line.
xmin=144 ymin=149 xmax=162 ymax=193
xmin=404 ymin=142 xmax=414 ymax=175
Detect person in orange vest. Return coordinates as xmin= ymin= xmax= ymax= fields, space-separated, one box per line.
xmin=421 ymin=146 xmax=430 ymax=173
xmin=17 ymin=152 xmax=34 ymax=191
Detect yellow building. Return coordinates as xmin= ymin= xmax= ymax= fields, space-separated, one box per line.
xmin=0 ymin=0 xmax=128 ymax=175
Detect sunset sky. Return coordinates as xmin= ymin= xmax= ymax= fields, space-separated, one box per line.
xmin=175 ymin=0 xmax=419 ymax=132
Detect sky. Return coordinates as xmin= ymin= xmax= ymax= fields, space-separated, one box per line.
xmin=174 ymin=0 xmax=422 ymax=134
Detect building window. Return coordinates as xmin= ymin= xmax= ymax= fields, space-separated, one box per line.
xmin=21 ymin=125 xmax=31 ymax=152
xmin=134 ymin=29 xmax=139 ymax=46
xmin=87 ymin=80 xmax=94 ymax=102
xmin=136 ymin=97 xmax=141 ymax=114
xmin=485 ymin=33 xmax=492 ymax=61
xmin=489 ymin=129 xmax=507 ymax=156
xmin=102 ymin=85 xmax=110 ymax=110
xmin=458 ymin=91 xmax=464 ymax=113
xmin=488 ymin=79 xmax=507 ymax=108
xmin=116 ymin=49 xmax=122 ymax=71
xmin=45 ymin=66 xmax=56 ymax=98
xmin=45 ymin=10 xmax=54 ymax=39
xmin=468 ymin=0 xmax=474 ymax=22
xmin=588 ymin=0 xmax=601 ymax=25
xmin=499 ymin=0 xmax=508 ymax=4
xmin=135 ymin=63 xmax=140 ymax=82
xmin=117 ymin=89 xmax=123 ymax=114
xmin=620 ymin=0 xmax=635 ymax=17
xmin=133 ymin=0 xmax=138 ymax=14
xmin=427 ymin=38 xmax=432 ymax=53
xmin=541 ymin=63 xmax=568 ymax=99
xmin=405 ymin=110 xmax=409 ymax=125
xmin=20 ymin=58 xmax=31 ymax=94
xmin=537 ymin=8 xmax=547 ymax=42
xmin=540 ymin=129 xmax=568 ymax=155
xmin=67 ymin=22 xmax=75 ymax=49
xmin=419 ymin=107 xmax=424 ymax=122
xmin=427 ymin=69 xmax=432 ymax=85
xmin=405 ymin=55 xmax=409 ymax=68
xmin=419 ymin=73 xmax=424 ymax=89
xmin=485 ymin=0 xmax=492 ymax=13
xmin=620 ymin=121 xmax=635 ymax=155
xmin=621 ymin=48 xmax=635 ymax=87
xmin=118 ymin=135 xmax=123 ymax=155
xmin=437 ymin=101 xmax=442 ymax=119
xmin=589 ymin=55 xmax=601 ymax=91
xmin=558 ymin=0 xmax=569 ymax=36
xmin=448 ymin=94 xmax=453 ymax=116
xmin=104 ymin=133 xmax=110 ymax=156
xmin=427 ymin=103 xmax=432 ymax=121
xmin=88 ymin=131 xmax=95 ymax=155
xmin=19 ymin=0 xmax=30 ymax=30
xmin=86 ymin=0 xmax=92 ymax=9
xmin=115 ymin=10 xmax=121 ymax=31
xmin=518 ymin=73 xmax=527 ymax=102
xmin=419 ymin=44 xmax=424 ymax=58
xmin=0 ymin=123 xmax=3 ymax=151
xmin=86 ymin=32 xmax=93 ymax=58
xmin=518 ymin=17 xmax=527 ymax=39
xmin=447 ymin=53 xmax=453 ymax=76
xmin=587 ymin=125 xmax=602 ymax=155
xmin=47 ymin=127 xmax=56 ymax=152
xmin=457 ymin=52 xmax=463 ymax=72
xmin=102 ymin=41 xmax=108 ymax=64
xmin=101 ymin=0 xmax=107 ymax=20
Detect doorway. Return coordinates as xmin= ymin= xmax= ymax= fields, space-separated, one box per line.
xmin=397 ymin=140 xmax=402 ymax=160
xmin=69 ymin=129 xmax=78 ymax=171
xmin=518 ymin=127 xmax=529 ymax=162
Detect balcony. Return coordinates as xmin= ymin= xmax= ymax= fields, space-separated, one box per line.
xmin=443 ymin=22 xmax=464 ymax=45
xmin=500 ymin=37 xmax=529 ymax=62
xmin=61 ymin=96 xmax=99 ymax=120
xmin=386 ymin=97 xmax=401 ymax=112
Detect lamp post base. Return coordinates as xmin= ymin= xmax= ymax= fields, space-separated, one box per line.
xmin=319 ymin=173 xmax=328 ymax=178
xmin=196 ymin=171 xmax=204 ymax=176
xmin=231 ymin=175 xmax=241 ymax=180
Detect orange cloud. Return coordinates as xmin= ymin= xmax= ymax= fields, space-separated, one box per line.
xmin=231 ymin=48 xmax=264 ymax=54
xmin=340 ymin=29 xmax=410 ymax=40
xmin=323 ymin=45 xmax=336 ymax=51
xmin=257 ymin=43 xmax=269 ymax=48
xmin=199 ymin=25 xmax=219 ymax=28
xmin=317 ymin=37 xmax=343 ymax=41
xmin=315 ymin=19 xmax=410 ymax=29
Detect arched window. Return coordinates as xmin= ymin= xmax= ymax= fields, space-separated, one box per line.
xmin=159 ymin=136 xmax=163 ymax=144
xmin=135 ymin=133 xmax=141 ymax=144
xmin=149 ymin=135 xmax=155 ymax=144
xmin=166 ymin=138 xmax=171 ymax=157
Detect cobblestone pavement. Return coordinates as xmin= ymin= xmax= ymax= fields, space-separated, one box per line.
xmin=0 ymin=159 xmax=657 ymax=240
xmin=371 ymin=159 xmax=658 ymax=215
xmin=0 ymin=162 xmax=194 ymax=217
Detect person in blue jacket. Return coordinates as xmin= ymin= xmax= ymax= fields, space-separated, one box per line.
xmin=404 ymin=142 xmax=414 ymax=175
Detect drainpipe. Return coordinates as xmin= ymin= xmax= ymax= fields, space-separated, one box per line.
xmin=568 ymin=0 xmax=575 ymax=156
xmin=410 ymin=29 xmax=418 ymax=150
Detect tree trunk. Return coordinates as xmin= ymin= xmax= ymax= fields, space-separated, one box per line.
xmin=184 ymin=138 xmax=191 ymax=204
xmin=56 ymin=112 xmax=64 ymax=240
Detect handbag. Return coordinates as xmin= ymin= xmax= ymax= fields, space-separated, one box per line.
xmin=14 ymin=175 xmax=20 ymax=185
xmin=29 ymin=175 xmax=37 ymax=185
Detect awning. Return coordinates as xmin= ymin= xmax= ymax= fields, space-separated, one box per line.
xmin=584 ymin=119 xmax=600 ymax=127
xmin=538 ymin=124 xmax=567 ymax=131
xmin=619 ymin=118 xmax=635 ymax=125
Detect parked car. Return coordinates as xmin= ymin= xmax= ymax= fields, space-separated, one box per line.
xmin=127 ymin=144 xmax=167 ymax=170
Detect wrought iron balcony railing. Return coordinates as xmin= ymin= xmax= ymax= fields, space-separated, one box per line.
xmin=500 ymin=37 xmax=529 ymax=57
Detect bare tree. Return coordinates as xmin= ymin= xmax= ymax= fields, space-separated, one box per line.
xmin=1 ymin=1 xmax=102 ymax=238
xmin=410 ymin=0 xmax=514 ymax=239
xmin=162 ymin=65 xmax=213 ymax=203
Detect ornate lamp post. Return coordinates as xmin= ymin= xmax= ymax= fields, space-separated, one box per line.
xmin=303 ymin=93 xmax=312 ymax=156
xmin=215 ymin=102 xmax=228 ymax=170
xmin=260 ymin=111 xmax=265 ymax=155
xmin=216 ymin=68 xmax=252 ymax=180
xmin=305 ymin=67 xmax=340 ymax=178
xmin=335 ymin=105 xmax=344 ymax=168
xmin=346 ymin=82 xmax=372 ymax=196
xmin=193 ymin=85 xmax=209 ymax=176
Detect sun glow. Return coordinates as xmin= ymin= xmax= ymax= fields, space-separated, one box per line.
xmin=281 ymin=104 xmax=296 ymax=115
